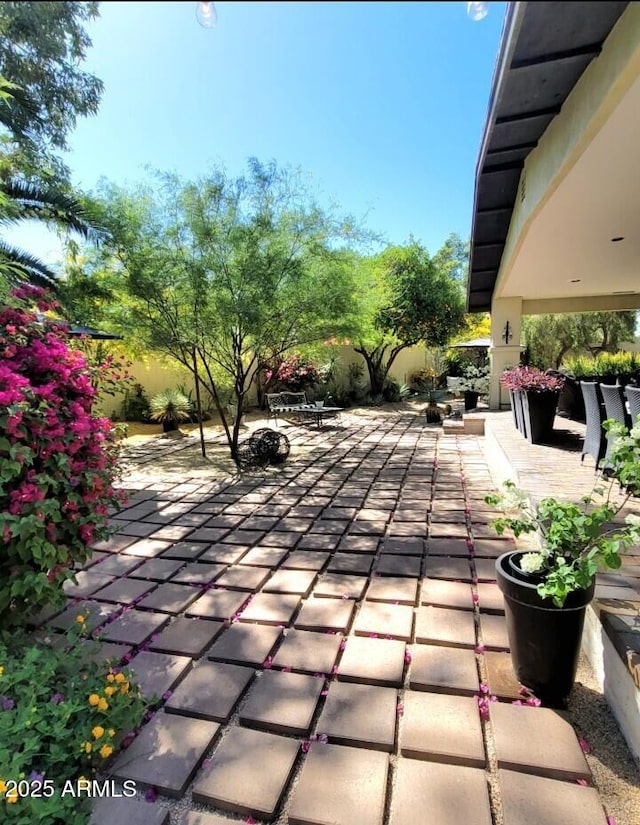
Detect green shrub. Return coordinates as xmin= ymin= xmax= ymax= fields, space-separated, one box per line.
xmin=561 ymin=351 xmax=640 ymax=378
xmin=0 ymin=621 xmax=148 ymax=823
xmin=122 ymin=383 xmax=150 ymax=422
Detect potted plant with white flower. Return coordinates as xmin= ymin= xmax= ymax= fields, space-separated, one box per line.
xmin=457 ymin=365 xmax=490 ymax=411
xmin=485 ymin=415 xmax=640 ymax=706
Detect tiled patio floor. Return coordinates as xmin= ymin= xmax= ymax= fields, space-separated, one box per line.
xmin=42 ymin=411 xmax=634 ymax=824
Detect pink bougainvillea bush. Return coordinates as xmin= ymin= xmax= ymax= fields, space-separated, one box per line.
xmin=263 ymin=354 xmax=321 ymax=392
xmin=0 ymin=286 xmax=129 ymax=632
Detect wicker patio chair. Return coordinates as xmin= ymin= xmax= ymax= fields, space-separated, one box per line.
xmin=600 ymin=383 xmax=632 ymax=466
xmin=579 ymin=381 xmax=606 ymax=468
xmin=626 ymin=385 xmax=640 ymax=427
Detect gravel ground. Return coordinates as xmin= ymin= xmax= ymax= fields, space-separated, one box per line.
xmin=569 ymin=653 xmax=640 ymax=825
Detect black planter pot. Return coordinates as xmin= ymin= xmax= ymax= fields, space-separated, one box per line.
xmin=464 ymin=391 xmax=480 ymax=411
xmin=510 ymin=390 xmax=558 ymax=444
xmin=162 ymin=420 xmax=179 ymax=433
xmin=495 ymin=551 xmax=595 ymax=706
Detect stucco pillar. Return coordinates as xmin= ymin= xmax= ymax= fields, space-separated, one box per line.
xmin=489 ymin=297 xmax=523 ymax=410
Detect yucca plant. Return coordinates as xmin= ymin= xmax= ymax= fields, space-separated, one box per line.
xmin=149 ymin=389 xmax=192 ymax=432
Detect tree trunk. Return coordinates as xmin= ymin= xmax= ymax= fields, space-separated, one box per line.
xmin=355 ymin=343 xmax=407 ymax=399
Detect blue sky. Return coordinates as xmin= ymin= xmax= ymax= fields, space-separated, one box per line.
xmin=9 ymin=1 xmax=507 ymax=265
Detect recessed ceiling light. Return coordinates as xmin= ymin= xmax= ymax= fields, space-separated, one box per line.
xmin=611 ymin=236 xmax=624 ymax=242
xmin=569 ymin=278 xmax=581 ymax=283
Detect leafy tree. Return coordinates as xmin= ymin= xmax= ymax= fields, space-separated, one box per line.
xmin=0 ymin=2 xmax=103 ymax=182
xmin=433 ymin=232 xmax=469 ymax=286
xmin=352 ymin=242 xmax=467 ymax=397
xmin=90 ymin=160 xmax=362 ymax=463
xmin=523 ymin=311 xmax=638 ymax=369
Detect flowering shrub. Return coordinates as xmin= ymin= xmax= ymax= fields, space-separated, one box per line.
xmin=0 ymin=286 xmax=128 ymax=632
xmin=0 ymin=622 xmax=147 ymax=823
xmin=264 ymin=354 xmax=321 ymax=392
xmin=500 ymin=365 xmax=565 ymax=393
xmin=457 ymin=365 xmax=490 ymax=393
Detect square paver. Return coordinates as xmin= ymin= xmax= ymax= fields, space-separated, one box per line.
xmin=499 ymin=769 xmax=607 ymax=825
xmin=421 ymin=579 xmax=474 ymax=610
xmin=490 ymin=703 xmax=591 ymax=781
xmin=137 ymin=583 xmax=200 ymax=614
xmin=100 ymin=609 xmax=169 ymax=645
xmin=208 ymin=623 xmax=282 ymax=666
xmin=128 ymin=558 xmax=185 ymax=581
xmin=338 ymin=535 xmax=380 ymax=553
xmin=298 ymin=533 xmax=340 ymax=550
xmin=376 ymin=554 xmax=422 ymax=577
xmin=314 ymin=574 xmax=368 ymax=599
xmin=381 ymin=537 xmax=424 ymax=556
xmin=409 ymin=644 xmax=479 ymax=694
xmin=317 ymin=681 xmax=397 ymax=751
xmin=281 ymin=551 xmax=330 ymax=571
xmin=353 ymin=601 xmax=414 ymax=641
xmin=90 ymin=798 xmax=169 ymax=825
xmin=63 ymin=570 xmax=115 ymax=598
xmin=181 ymin=812 xmax=251 ymax=825
xmin=401 ymin=691 xmax=485 ymax=767
xmin=111 ymin=711 xmax=219 ymax=797
xmin=149 ymin=617 xmax=224 ymax=656
xmin=186 ymin=589 xmax=250 ymax=621
xmin=415 ymin=606 xmax=476 ymax=648
xmin=239 ymin=546 xmax=289 ymax=567
xmin=239 ymin=592 xmax=301 ymax=625
xmin=391 ymin=759 xmax=492 ymax=825
xmin=263 ymin=569 xmax=317 ymax=596
xmin=474 ymin=558 xmax=500 ymax=582
xmin=476 ymin=582 xmax=505 ymax=613
xmin=192 ymin=727 xmax=299 ymax=818
xmin=240 ymin=669 xmax=323 ymax=734
xmin=122 ymin=538 xmax=173 ymax=558
xmin=427 ymin=538 xmax=470 ymax=557
xmin=365 ymin=576 xmax=418 ymax=605
xmin=199 ymin=544 xmax=249 ymax=564
xmin=160 ymin=541 xmax=209 ymax=561
xmin=214 ymin=565 xmax=271 ymax=590
xmin=272 ymin=629 xmax=343 ymax=674
xmin=485 ymin=651 xmax=522 ymax=700
xmin=338 ymin=635 xmax=406 ymax=687
xmin=170 ymin=563 xmax=226 ymax=585
xmin=94 ymin=555 xmax=143 ymax=577
xmin=295 ymin=597 xmax=354 ymax=632
xmin=166 ymin=660 xmax=254 ymax=721
xmin=260 ymin=531 xmax=301 ymax=548
xmin=289 ymin=743 xmax=388 ymax=825
xmin=480 ymin=614 xmax=510 ymax=650
xmin=92 ymin=578 xmax=156 ymax=605
xmin=328 ymin=553 xmax=374 ymax=575
xmin=424 ymin=556 xmax=472 ymax=581
xmin=125 ymin=645 xmax=190 ymax=694
xmin=48 ymin=599 xmax=116 ymax=633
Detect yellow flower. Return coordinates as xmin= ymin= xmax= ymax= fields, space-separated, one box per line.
xmin=106 ymin=673 xmax=115 ymax=683
xmin=119 ymin=681 xmax=129 ymax=694
xmin=114 ymin=673 xmax=125 ymax=683
xmin=7 ymin=791 xmax=18 ymax=804
xmin=104 ymin=686 xmax=116 ymax=697
xmin=92 ymin=726 xmax=105 ymax=739
xmin=88 ymin=694 xmax=100 ymax=706
xmin=97 ymin=698 xmax=108 ymax=711
xmin=99 ymin=744 xmax=113 ymax=759
xmin=76 ymin=615 xmax=86 ymax=624
xmin=83 ymin=742 xmax=93 ymax=754
xmin=78 ymin=776 xmax=88 ymax=783
xmin=0 ymin=779 xmax=6 ymax=793
xmin=0 ymin=666 xmax=4 ymax=676
xmin=107 ymin=728 xmax=115 ymax=737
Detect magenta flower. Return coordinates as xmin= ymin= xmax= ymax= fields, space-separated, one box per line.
xmin=1 ymin=697 xmax=15 ymax=711
xmin=579 ymin=738 xmax=592 ymax=754
xmin=144 ymin=787 xmax=157 ymax=803
xmin=50 ymin=692 xmax=64 ymax=704
xmin=404 ymin=650 xmax=412 ymax=664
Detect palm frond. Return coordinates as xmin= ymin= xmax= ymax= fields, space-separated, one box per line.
xmin=0 ymin=179 xmax=107 ymax=243
xmin=0 ymin=240 xmax=59 ymax=289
